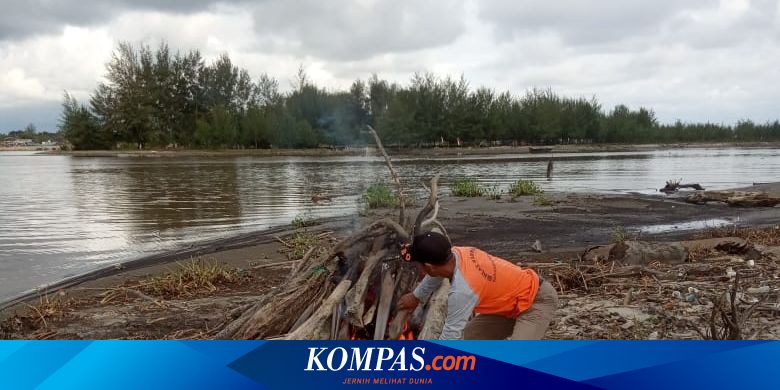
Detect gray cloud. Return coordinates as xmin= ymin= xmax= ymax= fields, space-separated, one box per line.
xmin=2 ymin=0 xmax=780 ymax=131
xmin=477 ymin=0 xmax=714 ymax=47
xmin=0 ymin=0 xmax=243 ymax=40
xmin=250 ymin=0 xmax=468 ymax=60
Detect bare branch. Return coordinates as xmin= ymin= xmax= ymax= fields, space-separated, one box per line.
xmin=366 ymin=125 xmax=406 ymax=226
xmin=413 ymin=175 xmax=440 ymax=237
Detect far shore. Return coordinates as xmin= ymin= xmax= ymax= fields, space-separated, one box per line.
xmin=33 ymin=141 xmax=780 ymax=158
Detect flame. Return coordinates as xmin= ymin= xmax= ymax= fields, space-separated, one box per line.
xmin=397 ymin=323 xmax=415 ymax=340
xmin=347 ymin=322 xmax=416 ymax=340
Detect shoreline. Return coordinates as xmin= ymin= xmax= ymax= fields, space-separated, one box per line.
xmin=0 ymin=216 xmax=355 ymax=312
xmin=2 ymin=185 xmax=779 ymax=339
xmin=33 ymin=141 xmax=780 ymax=158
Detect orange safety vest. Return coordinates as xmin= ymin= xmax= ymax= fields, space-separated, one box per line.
xmin=453 ymin=246 xmax=540 ymax=318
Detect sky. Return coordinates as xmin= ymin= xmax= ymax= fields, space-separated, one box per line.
xmin=1 ymin=0 xmax=779 ymax=132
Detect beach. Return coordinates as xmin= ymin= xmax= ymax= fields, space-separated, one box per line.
xmin=2 ymin=183 xmax=779 ymax=339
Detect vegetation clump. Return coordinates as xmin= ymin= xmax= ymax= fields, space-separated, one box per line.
xmin=510 ymin=180 xmax=543 ymax=196
xmin=363 ymin=183 xmax=397 ymax=209
xmin=451 ymin=178 xmax=484 ymax=197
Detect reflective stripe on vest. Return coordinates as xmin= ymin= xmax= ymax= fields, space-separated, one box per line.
xmin=453 ymin=246 xmax=540 ymax=317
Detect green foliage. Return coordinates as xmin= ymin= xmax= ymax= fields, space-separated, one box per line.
xmin=363 ymin=183 xmax=396 ymax=209
xmin=240 ymin=106 xmax=270 ymax=148
xmin=59 ymin=93 xmax=112 ymax=150
xmin=510 ymin=180 xmax=543 ymax=196
xmin=194 ymin=105 xmax=237 ymax=147
xmin=60 ymin=42 xmax=780 ymax=150
xmin=451 ymin=178 xmax=483 ymax=197
xmin=611 ymin=226 xmax=630 ymax=243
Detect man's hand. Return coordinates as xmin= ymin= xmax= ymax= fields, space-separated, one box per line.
xmin=397 ymin=293 xmax=420 ymax=311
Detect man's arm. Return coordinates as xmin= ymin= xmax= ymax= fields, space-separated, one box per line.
xmin=439 ymin=273 xmax=479 ymax=340
xmin=412 ymin=275 xmax=443 ymax=303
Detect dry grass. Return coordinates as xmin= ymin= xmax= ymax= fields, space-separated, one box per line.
xmin=138 ymin=258 xmax=241 ymax=299
xmin=696 ymin=225 xmax=780 ymax=246
xmin=687 ymin=246 xmax=717 ymax=262
xmin=1 ymin=291 xmax=71 ymax=337
xmin=277 ymin=230 xmax=334 ymax=260
xmin=286 ymin=231 xmax=322 ymax=260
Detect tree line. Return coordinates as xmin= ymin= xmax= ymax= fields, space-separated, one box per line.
xmin=1 ymin=123 xmax=61 ymax=144
xmin=58 ymin=41 xmax=780 ymax=150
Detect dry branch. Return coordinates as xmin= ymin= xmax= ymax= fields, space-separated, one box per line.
xmin=660 ymin=179 xmax=704 ymax=194
xmin=413 ymin=175 xmax=441 ymax=237
xmin=367 ymin=125 xmax=406 ymax=226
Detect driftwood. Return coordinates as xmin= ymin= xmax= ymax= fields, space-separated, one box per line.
xmin=388 ymin=309 xmax=412 ymax=339
xmin=418 ymin=280 xmax=451 ymax=340
xmin=372 ymin=267 xmax=396 ymax=340
xmin=609 ymin=240 xmax=689 ymax=265
xmin=345 ymin=247 xmax=388 ymax=327
xmin=215 ymin=126 xmax=448 ymax=340
xmin=660 ymin=179 xmax=704 ymax=194
xmin=287 ymin=280 xmax=352 ymax=340
xmin=686 ymin=191 xmax=780 ymax=207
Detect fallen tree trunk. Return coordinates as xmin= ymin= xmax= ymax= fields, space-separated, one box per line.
xmin=609 ymin=240 xmax=689 ymax=265
xmin=686 ymin=191 xmax=780 ymax=207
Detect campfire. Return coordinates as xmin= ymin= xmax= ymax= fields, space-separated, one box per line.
xmin=350 ymin=318 xmax=416 ymax=340
xmin=215 ymin=126 xmax=450 ymax=340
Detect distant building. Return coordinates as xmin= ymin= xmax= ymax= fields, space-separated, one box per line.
xmin=1 ymin=137 xmax=36 ymax=147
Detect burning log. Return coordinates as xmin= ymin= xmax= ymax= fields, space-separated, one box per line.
xmin=215 ymin=126 xmax=449 ymax=340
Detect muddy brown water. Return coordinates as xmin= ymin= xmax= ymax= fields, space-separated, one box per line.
xmin=1 ymin=147 xmax=779 ymax=302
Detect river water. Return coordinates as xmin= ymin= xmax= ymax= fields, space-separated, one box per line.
xmin=1 ymin=147 xmax=779 ymax=302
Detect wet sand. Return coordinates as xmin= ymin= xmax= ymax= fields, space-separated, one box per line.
xmin=2 ymin=184 xmax=779 ymax=339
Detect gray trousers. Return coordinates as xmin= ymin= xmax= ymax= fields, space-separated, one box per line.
xmin=463 ymin=281 xmax=558 ymax=340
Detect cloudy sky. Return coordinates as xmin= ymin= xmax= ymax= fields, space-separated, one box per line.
xmin=1 ymin=0 xmax=779 ymax=131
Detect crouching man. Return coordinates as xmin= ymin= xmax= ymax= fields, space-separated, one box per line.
xmin=397 ymin=232 xmax=558 ymax=339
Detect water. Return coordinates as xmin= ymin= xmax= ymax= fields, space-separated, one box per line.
xmin=1 ymin=147 xmax=779 ymax=302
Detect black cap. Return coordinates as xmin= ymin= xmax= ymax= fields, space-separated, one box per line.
xmin=410 ymin=232 xmax=452 ymax=265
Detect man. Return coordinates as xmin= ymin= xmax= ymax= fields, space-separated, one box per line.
xmin=397 ymin=232 xmax=558 ymax=340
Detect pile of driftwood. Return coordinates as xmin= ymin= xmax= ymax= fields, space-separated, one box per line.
xmin=215 ymin=127 xmax=449 ymax=340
